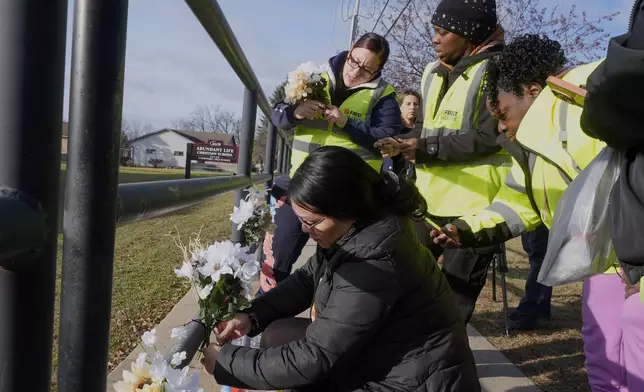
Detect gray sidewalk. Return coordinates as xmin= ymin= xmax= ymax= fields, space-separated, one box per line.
xmin=107 ymin=241 xmax=540 ymax=391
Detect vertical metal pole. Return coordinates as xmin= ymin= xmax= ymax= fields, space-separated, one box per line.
xmin=284 ymin=146 xmax=292 ymax=175
xmin=277 ymin=137 xmax=285 ymax=174
xmin=231 ymin=88 xmax=257 ymax=244
xmin=491 ymin=258 xmax=497 ymax=302
xmin=263 ymin=124 xmax=277 ymax=190
xmin=185 ymin=142 xmax=192 ymax=179
xmin=0 ymin=1 xmax=67 ymax=391
xmin=497 ymin=243 xmax=511 ymax=336
xmin=56 ymin=0 xmax=129 ymax=390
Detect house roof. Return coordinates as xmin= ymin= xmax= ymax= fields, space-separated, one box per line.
xmin=129 ymin=128 xmax=236 ymax=145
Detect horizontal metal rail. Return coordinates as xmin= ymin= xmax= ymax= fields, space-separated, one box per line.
xmin=184 ymin=0 xmax=291 ymax=148
xmin=116 ymin=173 xmax=271 ymax=224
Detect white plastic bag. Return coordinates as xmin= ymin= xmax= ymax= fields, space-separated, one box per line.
xmin=538 ymin=147 xmax=623 ymax=286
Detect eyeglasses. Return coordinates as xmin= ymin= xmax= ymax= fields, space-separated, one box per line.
xmin=346 ymin=51 xmax=376 ymax=78
xmin=297 ymin=215 xmax=327 ymax=231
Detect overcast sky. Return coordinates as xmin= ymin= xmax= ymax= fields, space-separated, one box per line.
xmin=61 ymin=0 xmax=633 ymax=129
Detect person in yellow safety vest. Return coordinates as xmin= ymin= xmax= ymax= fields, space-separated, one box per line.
xmin=375 ymin=0 xmax=511 ymax=324
xmin=428 ymin=34 xmax=644 ymax=390
xmin=260 ymin=32 xmax=402 ymax=294
xmin=434 ymin=24 xmax=644 ymax=388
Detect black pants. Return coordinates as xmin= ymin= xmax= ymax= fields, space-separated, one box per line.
xmin=265 ymin=176 xmax=310 ymax=286
xmin=415 ymin=218 xmax=499 ymax=324
xmin=515 ymin=223 xmax=552 ymax=318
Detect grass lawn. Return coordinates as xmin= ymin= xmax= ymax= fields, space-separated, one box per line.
xmin=471 ymin=237 xmax=588 ymax=392
xmin=50 ymin=167 xmax=235 ymax=390
xmin=60 ymin=164 xmax=228 ymax=185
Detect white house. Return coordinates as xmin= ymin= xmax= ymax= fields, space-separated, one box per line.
xmin=129 ymin=129 xmax=237 ymax=172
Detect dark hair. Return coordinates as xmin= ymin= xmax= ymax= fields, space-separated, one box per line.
xmin=353 ymin=32 xmax=391 ymax=70
xmin=288 ymin=146 xmax=427 ymax=222
xmin=399 ymin=89 xmax=422 ymax=104
xmin=485 ymin=34 xmax=566 ymax=112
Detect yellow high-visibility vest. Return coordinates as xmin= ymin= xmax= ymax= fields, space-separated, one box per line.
xmin=416 ymin=60 xmax=512 ymax=218
xmin=289 ymin=72 xmax=396 ymax=177
xmin=460 ymin=61 xmax=606 ymax=237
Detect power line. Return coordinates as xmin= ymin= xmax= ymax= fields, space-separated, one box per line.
xmin=329 ymin=0 xmax=342 ymax=53
xmin=349 ymin=0 xmax=361 ymax=46
xmin=372 ymin=0 xmax=391 ymax=32
xmin=384 ymin=0 xmax=413 ymax=37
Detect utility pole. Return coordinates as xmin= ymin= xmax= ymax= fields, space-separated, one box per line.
xmin=349 ymin=0 xmax=361 ymax=47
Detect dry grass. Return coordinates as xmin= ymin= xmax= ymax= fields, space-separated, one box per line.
xmin=471 ymin=237 xmax=588 ymax=392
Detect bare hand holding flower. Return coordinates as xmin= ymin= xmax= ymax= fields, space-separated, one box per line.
xmin=294 ymin=100 xmax=327 ymax=120
xmin=324 ymin=105 xmax=348 ymax=128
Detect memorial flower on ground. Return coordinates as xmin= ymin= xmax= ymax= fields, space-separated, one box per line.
xmin=113 ymin=331 xmax=203 ymax=392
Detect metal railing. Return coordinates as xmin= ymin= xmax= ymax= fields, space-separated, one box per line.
xmin=0 ymin=0 xmax=291 ymax=391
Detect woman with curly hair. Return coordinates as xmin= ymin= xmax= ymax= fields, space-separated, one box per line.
xmin=430 ymin=33 xmax=644 ymax=389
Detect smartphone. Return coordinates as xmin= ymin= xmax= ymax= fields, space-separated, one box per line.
xmin=546 ymin=76 xmax=587 ymax=108
xmin=425 ymin=217 xmax=443 ymax=233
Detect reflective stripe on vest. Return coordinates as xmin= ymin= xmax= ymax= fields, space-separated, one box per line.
xmin=366 ymin=79 xmax=389 ymax=124
xmin=421 ymin=63 xmax=487 ymax=138
xmin=558 ymin=102 xmax=583 ymax=176
xmin=505 ymin=170 xmax=527 ymax=194
xmin=487 ymin=201 xmax=526 ymax=237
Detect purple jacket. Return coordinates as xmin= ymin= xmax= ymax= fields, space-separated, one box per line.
xmin=271 ymin=51 xmax=402 ymax=154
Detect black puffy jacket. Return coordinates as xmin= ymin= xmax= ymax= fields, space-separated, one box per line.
xmin=214 ymin=214 xmax=480 ymax=392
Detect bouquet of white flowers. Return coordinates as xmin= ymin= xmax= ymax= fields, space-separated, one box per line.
xmin=230 ymin=187 xmax=274 ymax=245
xmin=113 ymin=328 xmax=202 ymax=392
xmin=171 ymin=233 xmax=260 ymax=350
xmin=283 ymin=62 xmax=329 ymax=105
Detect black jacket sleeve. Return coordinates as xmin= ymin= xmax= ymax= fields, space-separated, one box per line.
xmin=214 ymin=257 xmax=400 ymax=390
xmin=242 ymin=255 xmax=318 ymax=335
xmin=414 ymin=90 xmax=502 ymax=163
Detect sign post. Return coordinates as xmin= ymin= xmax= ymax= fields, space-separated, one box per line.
xmin=185 ymin=139 xmax=239 ymax=179
xmin=184 ymin=142 xmax=192 ymax=179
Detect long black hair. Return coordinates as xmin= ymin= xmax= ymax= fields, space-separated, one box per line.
xmin=288 ymin=146 xmax=427 ymax=222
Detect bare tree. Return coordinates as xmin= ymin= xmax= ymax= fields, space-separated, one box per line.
xmin=370 ymin=0 xmax=619 ymax=89
xmin=121 ymin=118 xmax=155 ymax=148
xmin=122 ymin=118 xmax=155 ymax=141
xmin=254 ymin=81 xmax=288 ymax=165
xmin=173 ymin=105 xmax=242 ymax=144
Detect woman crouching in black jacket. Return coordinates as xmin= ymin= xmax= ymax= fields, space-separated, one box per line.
xmin=201 ymin=146 xmax=480 ymax=392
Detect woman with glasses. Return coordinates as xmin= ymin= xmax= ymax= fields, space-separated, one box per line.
xmin=202 ymin=146 xmax=480 ymax=392
xmin=259 ymin=33 xmax=403 ymax=295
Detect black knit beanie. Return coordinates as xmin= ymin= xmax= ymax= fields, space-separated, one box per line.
xmin=431 ymin=0 xmax=498 ymax=45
